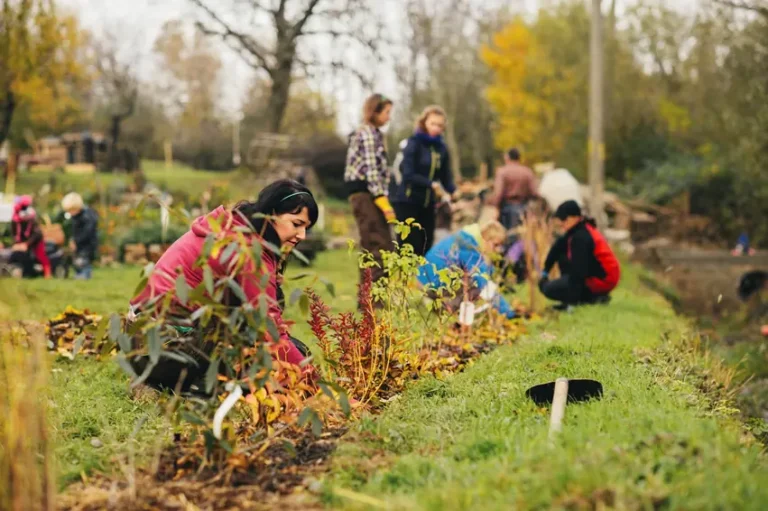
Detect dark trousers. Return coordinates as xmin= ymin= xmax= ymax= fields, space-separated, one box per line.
xmin=539 ymin=246 xmax=605 ymax=305
xmin=349 ymin=192 xmax=394 ymax=284
xmin=499 ymin=201 xmax=526 ymax=231
xmin=540 ymin=276 xmax=601 ymax=305
xmin=394 ymin=202 xmax=436 ymax=256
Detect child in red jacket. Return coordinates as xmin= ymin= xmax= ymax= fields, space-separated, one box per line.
xmin=11 ymin=195 xmax=51 ymax=278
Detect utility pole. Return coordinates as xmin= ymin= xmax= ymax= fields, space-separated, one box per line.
xmin=232 ymin=119 xmax=241 ymax=167
xmin=589 ymin=0 xmax=605 ymax=227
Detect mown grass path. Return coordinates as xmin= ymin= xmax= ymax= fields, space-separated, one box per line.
xmin=326 ymin=265 xmax=768 ymax=510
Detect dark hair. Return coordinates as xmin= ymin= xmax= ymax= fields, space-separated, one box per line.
xmin=507 ymin=148 xmax=521 ymax=161
xmin=235 ymin=179 xmax=319 ymax=250
xmin=362 ymin=93 xmax=393 ymax=126
xmin=554 ymin=200 xmax=582 ymax=220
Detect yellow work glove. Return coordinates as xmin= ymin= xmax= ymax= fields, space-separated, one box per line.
xmin=374 ymin=196 xmax=397 ymax=223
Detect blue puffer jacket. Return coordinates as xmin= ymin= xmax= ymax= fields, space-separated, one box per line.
xmin=392 ymin=131 xmax=456 ymax=207
xmin=417 ymin=226 xmax=516 ymax=319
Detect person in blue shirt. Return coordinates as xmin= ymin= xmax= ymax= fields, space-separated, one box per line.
xmin=417 ymin=220 xmax=516 ymax=319
xmin=392 ymin=105 xmax=457 ymax=256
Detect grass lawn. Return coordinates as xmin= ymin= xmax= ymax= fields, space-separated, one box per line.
xmin=4 ymin=247 xmax=767 ymax=506
xmin=324 ymin=264 xmax=768 ymax=510
xmin=9 ymin=160 xmax=351 ymax=212
xmin=10 ymin=160 xmax=260 ymax=200
xmin=0 ymin=249 xmax=359 ymax=486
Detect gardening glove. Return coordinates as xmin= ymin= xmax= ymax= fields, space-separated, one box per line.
xmin=374 ymin=196 xmax=397 ymax=223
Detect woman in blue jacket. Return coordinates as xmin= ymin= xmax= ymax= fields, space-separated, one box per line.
xmin=417 ymin=220 xmax=516 ymax=319
xmin=393 ymin=105 xmax=456 ymax=256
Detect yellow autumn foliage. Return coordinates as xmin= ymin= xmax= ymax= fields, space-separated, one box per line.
xmin=481 ymin=18 xmax=580 ymax=162
xmin=1 ymin=0 xmax=90 ymax=147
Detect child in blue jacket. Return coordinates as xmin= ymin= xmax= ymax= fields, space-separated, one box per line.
xmin=417 ymin=220 xmax=516 ymax=319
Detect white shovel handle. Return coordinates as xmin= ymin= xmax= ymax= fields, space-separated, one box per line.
xmin=549 ymin=378 xmax=569 ymax=439
xmin=213 ymin=382 xmax=243 ymax=440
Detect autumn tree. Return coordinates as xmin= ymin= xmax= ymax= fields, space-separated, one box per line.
xmin=188 ymin=0 xmax=383 ymax=133
xmin=481 ymin=17 xmax=582 ymax=167
xmin=92 ymin=31 xmax=140 ymax=170
xmin=241 ymin=77 xmax=337 ymax=141
xmin=0 ymin=0 xmax=89 ymax=152
xmin=154 ymin=21 xmax=233 ymax=170
xmin=482 ymin=3 xmax=668 ymax=181
xmin=397 ymin=0 xmax=504 ymax=178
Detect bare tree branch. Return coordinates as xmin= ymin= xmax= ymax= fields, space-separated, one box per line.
xmin=190 ymin=0 xmax=274 ymax=72
xmin=93 ymin=37 xmax=139 ymax=119
xmin=292 ymin=0 xmax=323 ymax=36
xmin=713 ymin=0 xmax=768 ymax=19
xmin=190 ymin=0 xmax=384 ymax=131
xmin=235 ymin=0 xmax=274 ymax=16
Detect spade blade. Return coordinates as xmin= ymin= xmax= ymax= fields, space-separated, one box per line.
xmin=526 ymin=379 xmax=603 ymax=406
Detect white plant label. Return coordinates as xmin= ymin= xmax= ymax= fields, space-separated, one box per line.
xmin=479 ymin=282 xmax=498 ymax=301
xmin=459 ymin=301 xmax=476 ymax=326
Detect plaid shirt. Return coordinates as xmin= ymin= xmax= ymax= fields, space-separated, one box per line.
xmin=344 ymin=125 xmax=390 ymax=197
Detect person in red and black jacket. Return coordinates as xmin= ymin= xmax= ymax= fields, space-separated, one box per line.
xmin=539 ymin=200 xmax=620 ymax=309
xmin=11 ymin=195 xmax=51 ymax=278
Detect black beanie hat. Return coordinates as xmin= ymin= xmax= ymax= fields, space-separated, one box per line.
xmin=554 ymin=200 xmax=582 ymax=220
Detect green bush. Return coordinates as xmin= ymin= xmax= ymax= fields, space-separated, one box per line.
xmin=117 ymin=221 xmax=189 ymax=257
xmin=618 ymin=153 xmax=768 ymax=244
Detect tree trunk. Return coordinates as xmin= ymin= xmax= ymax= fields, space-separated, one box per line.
xmin=267 ymin=61 xmax=293 ymax=134
xmin=108 ymin=114 xmax=122 ymax=171
xmin=0 ymin=90 xmax=15 ymax=152
xmin=605 ymin=0 xmax=617 ymax=136
xmin=434 ymin=84 xmax=462 ymax=183
xmin=445 ymin=124 xmax=462 ymax=183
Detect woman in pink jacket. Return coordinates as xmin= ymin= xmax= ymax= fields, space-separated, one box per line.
xmin=129 ymin=179 xmax=318 ymax=392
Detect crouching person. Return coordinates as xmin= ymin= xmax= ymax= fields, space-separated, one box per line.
xmin=417 ymin=220 xmax=516 ymax=319
xmin=128 ymin=179 xmax=317 ymax=393
xmin=540 ymin=200 xmax=620 ymax=310
xmin=61 ymin=193 xmax=99 ymax=280
xmin=11 ymin=195 xmax=51 ymax=278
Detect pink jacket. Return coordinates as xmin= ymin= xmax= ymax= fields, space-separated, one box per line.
xmin=131 ymin=206 xmax=307 ymax=368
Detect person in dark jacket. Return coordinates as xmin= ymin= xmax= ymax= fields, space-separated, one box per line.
xmin=393 ymin=105 xmax=456 ymax=256
xmin=11 ymin=195 xmax=51 ymax=278
xmin=344 ymin=93 xmax=395 ymax=287
xmin=62 ymin=192 xmax=99 ymax=280
xmin=539 ymin=200 xmax=620 ymax=309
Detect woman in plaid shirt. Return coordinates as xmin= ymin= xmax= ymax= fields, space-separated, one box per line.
xmin=345 ymin=93 xmax=395 ymax=291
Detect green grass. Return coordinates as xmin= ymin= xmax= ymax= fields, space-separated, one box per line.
xmin=0 ymin=249 xmax=358 ymax=486
xmin=10 ymin=160 xmax=352 ymax=210
xmin=6 ymin=246 xmax=767 ymax=506
xmin=48 ymin=359 xmax=168 ymax=487
xmin=141 ymin=160 xmax=257 ymax=198
xmin=10 ymin=160 xmax=261 ymax=201
xmin=10 ymin=168 xmax=124 ymax=196
xmin=0 ymin=266 xmax=168 ymax=487
xmin=1 ymin=266 xmax=141 ymax=320
xmin=324 ymin=265 xmax=768 ymax=510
